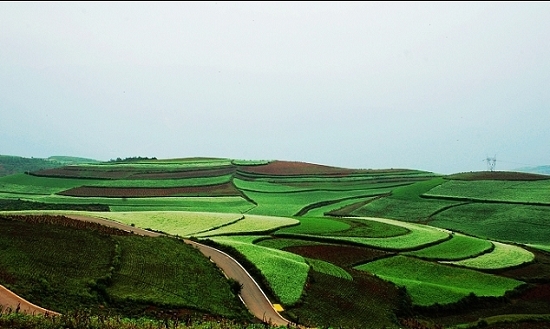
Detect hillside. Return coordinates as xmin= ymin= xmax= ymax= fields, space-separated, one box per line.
xmin=0 ymin=155 xmax=98 ymax=177
xmin=0 ymin=157 xmax=549 ymax=329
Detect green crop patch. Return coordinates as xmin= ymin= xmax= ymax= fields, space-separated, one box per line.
xmin=352 ymin=178 xmax=458 ymax=222
xmin=280 ymin=217 xmax=449 ymax=251
xmin=210 ymin=236 xmax=309 ymax=306
xmin=306 ymin=258 xmax=352 ymax=280
xmin=303 ymin=196 xmax=378 ymax=217
xmin=405 ymin=233 xmax=493 ymax=261
xmin=0 ymin=173 xmax=101 ymax=195
xmin=87 ymin=211 xmax=244 ymax=237
xmin=443 ymin=241 xmax=535 ymax=270
xmin=355 ymin=256 xmax=524 ymax=306
xmin=58 ymin=181 xmax=240 ymax=198
xmin=424 ymin=179 xmax=550 ymax=204
xmin=429 ymin=203 xmax=550 ymax=247
xmin=88 ymin=174 xmax=232 ymax=188
xmin=243 ymin=189 xmax=387 ymax=217
xmin=195 ymin=214 xmax=299 ymax=237
xmin=0 ymin=215 xmax=115 ymax=312
xmin=275 ymin=216 xmax=409 ymax=238
xmin=34 ymin=195 xmax=254 ymax=213
xmin=108 ymin=235 xmax=247 ymax=318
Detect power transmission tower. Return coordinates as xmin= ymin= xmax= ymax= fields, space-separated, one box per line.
xmin=485 ymin=155 xmax=496 ymax=171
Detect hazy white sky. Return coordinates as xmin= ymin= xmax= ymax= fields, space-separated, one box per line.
xmin=1 ymin=2 xmax=549 ymax=174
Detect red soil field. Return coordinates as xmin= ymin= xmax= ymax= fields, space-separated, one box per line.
xmin=58 ymin=182 xmax=241 ymax=197
xmin=127 ymin=167 xmax=235 ymax=179
xmin=284 ymin=244 xmax=392 ymax=267
xmin=238 ymin=160 xmax=392 ymax=176
xmin=32 ymin=166 xmax=236 ymax=180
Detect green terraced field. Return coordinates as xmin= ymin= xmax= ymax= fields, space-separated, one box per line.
xmin=404 ymin=233 xmax=493 ymax=260
xmin=243 ymin=189 xmax=389 ymax=216
xmin=355 ymin=256 xmax=524 ymax=306
xmin=210 ymin=236 xmax=309 ymax=306
xmin=2 ymin=157 xmax=549 ymax=329
xmin=278 ymin=216 xmax=449 ymax=251
xmin=275 ymin=216 xmax=409 ymax=238
xmin=306 ymin=258 xmax=352 ymax=280
xmin=0 ymin=173 xmax=104 ymax=194
xmin=443 ymin=241 xmax=535 ymax=270
xmin=424 ymin=179 xmax=550 ymax=204
xmin=429 ymin=203 xmax=550 ymax=248
xmin=87 ymin=211 xmax=244 ymax=236
xmin=88 ymin=174 xmax=232 ymax=188
xmin=109 ymin=235 xmax=247 ymax=318
xmin=195 ymin=214 xmax=299 ymax=237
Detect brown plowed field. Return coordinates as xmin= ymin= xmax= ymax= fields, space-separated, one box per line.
xmin=238 ymin=160 xmax=372 ymax=176
xmin=58 ymin=182 xmax=240 ymax=197
xmin=284 ymin=244 xmax=393 ymax=267
xmin=126 ymin=167 xmax=235 ymax=179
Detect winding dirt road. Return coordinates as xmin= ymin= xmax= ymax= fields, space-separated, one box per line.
xmin=0 ymin=214 xmax=292 ymax=326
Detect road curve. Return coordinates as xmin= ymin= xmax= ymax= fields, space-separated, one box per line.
xmin=0 ymin=214 xmax=292 ymax=326
xmin=185 ymin=240 xmax=291 ymax=327
xmin=0 ymin=284 xmax=60 ymax=316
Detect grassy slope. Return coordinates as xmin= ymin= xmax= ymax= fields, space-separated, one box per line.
xmin=355 ymin=256 xmax=524 ymax=306
xmin=0 ymin=215 xmax=249 ymax=320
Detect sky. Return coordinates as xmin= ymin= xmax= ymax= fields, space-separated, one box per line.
xmin=1 ymin=2 xmax=549 ymax=174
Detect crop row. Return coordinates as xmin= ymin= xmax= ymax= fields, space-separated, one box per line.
xmin=424 ymin=179 xmax=550 ymax=204
xmin=209 ymin=235 xmax=309 ymax=306
xmin=443 ymin=241 xmax=535 ymax=269
xmin=355 ymin=255 xmax=524 ymax=306
xmin=277 ymin=216 xmax=450 ymax=251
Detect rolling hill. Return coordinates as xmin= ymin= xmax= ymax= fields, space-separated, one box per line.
xmin=0 ymin=155 xmax=549 ymax=329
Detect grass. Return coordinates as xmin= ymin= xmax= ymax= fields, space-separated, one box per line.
xmin=355 ymin=256 xmax=524 ymax=306
xmin=0 ymin=215 xmax=115 ymax=312
xmin=195 ymin=214 xmax=299 ymax=237
xmin=34 ymin=195 xmax=254 ymax=213
xmin=209 ymin=236 xmax=309 ymax=306
xmin=0 ymin=173 xmax=103 ymax=195
xmin=306 ymin=258 xmax=352 ymax=280
xmin=84 ymin=211 xmax=244 ymax=236
xmin=275 ymin=216 xmax=409 ymax=238
xmin=88 ymin=174 xmax=232 ymax=188
xmin=0 ymin=214 xmax=250 ymax=320
xmin=429 ymin=203 xmax=550 ymax=247
xmin=404 ymin=233 xmax=493 ymax=261
xmin=243 ymin=189 xmax=387 ymax=216
xmin=0 ymin=312 xmax=288 ymax=329
xmin=108 ymin=235 xmax=248 ymax=318
xmin=302 ymin=196 xmax=378 ymax=217
xmin=279 ymin=217 xmax=449 ymax=251
xmin=443 ymin=241 xmax=535 ymax=270
xmin=424 ymin=179 xmax=550 ymax=204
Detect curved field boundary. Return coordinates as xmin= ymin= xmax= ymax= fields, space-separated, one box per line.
xmin=442 ymin=241 xmax=535 ymax=270
xmin=422 ymin=194 xmax=550 ymax=207
xmin=275 ymin=217 xmax=450 ymax=251
xmin=355 ymin=255 xmax=524 ymax=306
xmin=404 ymin=232 xmax=494 ymax=261
xmin=58 ymin=182 xmax=240 ymax=198
xmin=209 ymin=236 xmax=309 ymax=306
xmin=0 ymin=214 xmax=293 ymax=326
xmin=195 ymin=215 xmax=299 ymax=237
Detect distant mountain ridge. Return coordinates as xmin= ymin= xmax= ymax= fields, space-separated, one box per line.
xmin=0 ymin=155 xmax=98 ymax=177
xmin=514 ymin=165 xmax=550 ymax=176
